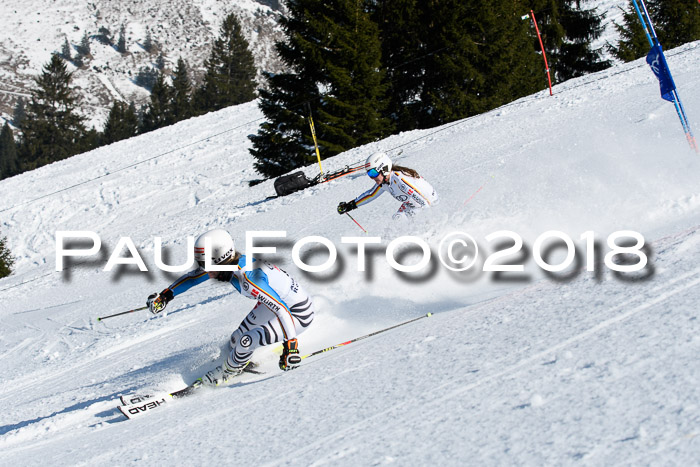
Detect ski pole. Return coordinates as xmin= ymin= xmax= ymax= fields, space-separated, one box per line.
xmin=301 ymin=312 xmax=432 ymax=361
xmin=97 ymin=305 xmax=148 ymax=321
xmin=345 ymin=212 xmax=367 ymax=233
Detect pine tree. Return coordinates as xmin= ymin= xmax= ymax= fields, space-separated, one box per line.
xmin=117 ymin=24 xmax=127 ymax=53
xmin=250 ymin=0 xmax=390 ymax=178
xmin=0 ymin=122 xmax=18 ymax=179
xmin=61 ymin=38 xmax=72 ymax=61
xmin=12 ymin=98 xmax=26 ymax=127
xmin=372 ymin=0 xmax=541 ymax=130
xmin=0 ymin=231 xmax=14 ymax=279
xmin=18 ymin=54 xmax=87 ymax=170
xmin=526 ymin=0 xmax=610 ymax=82
xmin=370 ymin=0 xmax=424 ymax=131
xmin=144 ymin=29 xmax=155 ymax=53
xmin=155 ymin=53 xmax=166 ymax=71
xmin=141 ymin=72 xmax=174 ymax=133
xmin=171 ymin=58 xmax=193 ymax=121
xmin=310 ymin=1 xmax=391 ymax=155
xmin=250 ymin=72 xmax=320 ymax=177
xmin=195 ymin=13 xmax=256 ymax=113
xmin=610 ymin=1 xmax=650 ymax=61
xmin=654 ymin=0 xmax=700 ymax=48
xmin=416 ymin=0 xmax=521 ymax=127
xmin=555 ymin=1 xmax=611 ymax=81
xmin=96 ymin=26 xmax=112 ymax=45
xmin=135 ymin=66 xmax=158 ymax=90
xmin=77 ymin=31 xmax=91 ymax=56
xmin=102 ymin=101 xmax=139 ymax=144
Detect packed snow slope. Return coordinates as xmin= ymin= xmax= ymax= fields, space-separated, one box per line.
xmin=1 ymin=42 xmax=700 ymax=464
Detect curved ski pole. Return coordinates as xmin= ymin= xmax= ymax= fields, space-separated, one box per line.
xmin=97 ymin=305 xmax=148 ymax=321
xmin=301 ymin=313 xmax=432 ymax=361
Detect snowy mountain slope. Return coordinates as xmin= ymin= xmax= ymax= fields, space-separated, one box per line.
xmin=0 ymin=0 xmax=286 ymax=127
xmin=1 ymin=41 xmax=699 ymax=464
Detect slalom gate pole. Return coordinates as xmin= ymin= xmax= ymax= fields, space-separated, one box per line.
xmin=631 ymin=0 xmax=654 ymax=46
xmin=631 ymin=0 xmax=698 ymax=153
xmin=528 ymin=10 xmax=553 ymax=96
xmin=301 ymin=313 xmax=432 ymax=361
xmin=97 ymin=306 xmax=148 ymax=321
xmin=307 ymin=105 xmax=323 ymax=174
xmin=345 ymin=212 xmax=367 ymax=233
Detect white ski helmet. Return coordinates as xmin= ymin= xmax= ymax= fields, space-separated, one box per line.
xmin=194 ymin=229 xmax=235 ymax=269
xmin=366 ymin=152 xmax=392 ymax=179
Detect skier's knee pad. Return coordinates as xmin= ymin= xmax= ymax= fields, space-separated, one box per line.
xmin=229 ymin=331 xmax=257 ymax=366
xmin=230 ymin=329 xmax=244 ymax=350
xmin=237 ymin=331 xmax=256 ymax=352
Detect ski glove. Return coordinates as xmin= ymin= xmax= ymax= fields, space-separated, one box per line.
xmin=337 ymin=200 xmax=357 ymax=215
xmin=279 ymin=338 xmax=301 ymax=371
xmin=147 ymin=288 xmax=174 ymax=315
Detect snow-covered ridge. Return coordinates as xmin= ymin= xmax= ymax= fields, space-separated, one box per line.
xmin=0 ymin=0 xmax=286 ymax=128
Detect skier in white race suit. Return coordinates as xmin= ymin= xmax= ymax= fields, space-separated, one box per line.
xmin=337 ymin=152 xmax=438 ymax=220
xmin=146 ymin=229 xmax=314 ymax=386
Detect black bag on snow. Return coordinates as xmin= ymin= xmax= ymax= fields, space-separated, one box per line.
xmin=273 ymin=171 xmax=314 ymax=197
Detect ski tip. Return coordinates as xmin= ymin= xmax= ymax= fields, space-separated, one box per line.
xmin=426 ymin=312 xmax=433 ymax=317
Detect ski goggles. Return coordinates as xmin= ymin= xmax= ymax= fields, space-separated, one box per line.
xmin=367 ymin=168 xmax=381 ymax=179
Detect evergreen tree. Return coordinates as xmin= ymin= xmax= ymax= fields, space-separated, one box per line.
xmin=654 ymin=0 xmax=700 ymax=49
xmin=250 ymin=0 xmax=390 ymax=178
xmin=82 ymin=127 xmax=100 ymax=153
xmin=372 ymin=0 xmax=541 ymax=130
xmin=144 ymin=29 xmax=155 ymax=53
xmin=12 ymin=98 xmax=26 ymax=127
xmin=141 ymin=72 xmax=174 ymax=133
xmin=0 ymin=122 xmax=18 ymax=179
xmin=155 ymin=53 xmax=166 ymax=70
xmin=526 ymin=0 xmax=610 ymax=82
xmin=195 ymin=13 xmax=256 ymax=113
xmin=117 ymin=24 xmax=127 ymax=53
xmin=419 ymin=1 xmax=536 ymax=127
xmin=61 ymin=38 xmax=72 ymax=61
xmin=250 ymin=72 xmax=321 ymax=177
xmin=612 ymin=0 xmax=700 ymax=62
xmin=102 ymin=101 xmax=139 ymax=144
xmin=370 ymin=0 xmax=424 ymax=131
xmin=135 ymin=66 xmax=158 ymax=90
xmin=311 ymin=1 xmax=391 ymax=155
xmin=610 ymin=1 xmax=650 ymax=61
xmin=171 ymin=58 xmax=193 ymax=121
xmin=77 ymin=31 xmax=91 ymax=56
xmin=18 ymin=54 xmax=87 ymax=170
xmin=0 ymin=231 xmax=14 ymax=279
xmin=555 ymin=1 xmax=611 ymax=81
xmin=96 ymin=26 xmax=112 ymax=45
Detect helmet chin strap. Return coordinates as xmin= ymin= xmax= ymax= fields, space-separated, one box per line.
xmin=381 ymin=169 xmax=390 ymax=184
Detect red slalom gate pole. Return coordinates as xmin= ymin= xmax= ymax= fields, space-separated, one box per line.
xmin=530 ymin=10 xmax=553 ymax=96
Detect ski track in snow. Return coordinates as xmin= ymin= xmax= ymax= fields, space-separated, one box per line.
xmin=1 ymin=39 xmax=700 ymax=464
